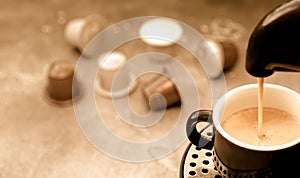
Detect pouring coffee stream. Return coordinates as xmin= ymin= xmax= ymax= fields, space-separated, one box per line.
xmin=246 ymin=0 xmax=300 ymax=139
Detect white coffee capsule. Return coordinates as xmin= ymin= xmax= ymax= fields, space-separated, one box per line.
xmin=139 ymin=17 xmax=183 ymax=47
xmin=95 ymin=51 xmax=138 ymax=98
xmin=64 ymin=14 xmax=107 ymax=54
xmin=139 ymin=17 xmax=183 ymax=67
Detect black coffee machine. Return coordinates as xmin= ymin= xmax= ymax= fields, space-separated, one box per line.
xmin=246 ymin=0 xmax=300 ymax=77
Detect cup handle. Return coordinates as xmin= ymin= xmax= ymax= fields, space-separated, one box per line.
xmin=186 ymin=110 xmax=214 ymax=149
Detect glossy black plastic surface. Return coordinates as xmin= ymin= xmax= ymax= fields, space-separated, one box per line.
xmin=246 ymin=0 xmax=300 ymax=77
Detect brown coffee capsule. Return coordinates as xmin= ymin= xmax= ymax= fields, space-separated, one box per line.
xmin=46 ymin=59 xmax=79 ymax=104
xmin=219 ymin=41 xmax=238 ymax=71
xmin=143 ymin=75 xmax=180 ymax=110
xmin=206 ymin=37 xmax=239 ymax=76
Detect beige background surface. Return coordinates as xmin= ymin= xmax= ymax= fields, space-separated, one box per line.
xmin=1 ymin=0 xmax=299 ymax=177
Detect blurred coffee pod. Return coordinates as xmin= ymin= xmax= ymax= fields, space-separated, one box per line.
xmin=139 ymin=18 xmax=183 ymax=64
xmin=46 ymin=59 xmax=80 ymax=105
xmin=219 ymin=41 xmax=238 ymax=70
xmin=95 ymin=51 xmax=138 ymax=98
xmin=64 ymin=14 xmax=107 ymax=54
xmin=139 ymin=17 xmax=183 ymax=47
xmin=143 ymin=75 xmax=180 ymax=110
xmin=206 ymin=37 xmax=238 ymax=78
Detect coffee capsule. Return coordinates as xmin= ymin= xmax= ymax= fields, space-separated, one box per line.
xmin=139 ymin=17 xmax=183 ymax=47
xmin=46 ymin=59 xmax=80 ymax=105
xmin=206 ymin=37 xmax=238 ymax=78
xmin=219 ymin=40 xmax=238 ymax=71
xmin=138 ymin=17 xmax=183 ymax=64
xmin=143 ymin=75 xmax=180 ymax=110
xmin=64 ymin=14 xmax=107 ymax=54
xmin=95 ymin=51 xmax=138 ymax=98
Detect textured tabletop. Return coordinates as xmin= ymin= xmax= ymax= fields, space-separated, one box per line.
xmin=1 ymin=0 xmax=299 ymax=177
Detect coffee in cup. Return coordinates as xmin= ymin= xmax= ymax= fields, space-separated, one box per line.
xmin=222 ymin=106 xmax=300 ymax=146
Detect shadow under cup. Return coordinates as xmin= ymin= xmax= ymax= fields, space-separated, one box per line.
xmin=214 ymin=84 xmax=300 ymax=171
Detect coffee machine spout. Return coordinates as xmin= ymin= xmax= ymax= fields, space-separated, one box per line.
xmin=246 ymin=0 xmax=300 ymax=77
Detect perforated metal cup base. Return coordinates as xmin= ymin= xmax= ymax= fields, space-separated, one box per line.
xmin=181 ymin=144 xmax=222 ymax=178
xmin=180 ymin=144 xmax=273 ymax=178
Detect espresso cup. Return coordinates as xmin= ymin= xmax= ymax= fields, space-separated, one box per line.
xmin=186 ymin=83 xmax=300 ymax=177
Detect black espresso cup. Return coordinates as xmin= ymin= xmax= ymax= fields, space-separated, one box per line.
xmin=186 ymin=83 xmax=300 ymax=177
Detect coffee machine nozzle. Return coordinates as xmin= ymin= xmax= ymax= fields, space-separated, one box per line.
xmin=246 ymin=0 xmax=300 ymax=77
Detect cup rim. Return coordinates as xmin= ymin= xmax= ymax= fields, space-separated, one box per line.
xmin=213 ymin=83 xmax=300 ymax=151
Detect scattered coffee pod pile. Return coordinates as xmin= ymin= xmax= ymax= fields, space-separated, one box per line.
xmin=45 ymin=59 xmax=80 ymax=106
xmin=46 ymin=16 xmax=238 ymax=109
